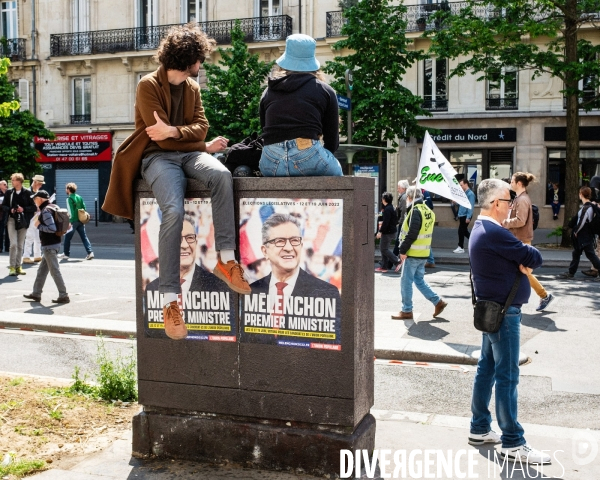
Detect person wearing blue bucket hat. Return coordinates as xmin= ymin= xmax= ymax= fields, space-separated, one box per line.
xmin=259 ymin=34 xmax=343 ymax=177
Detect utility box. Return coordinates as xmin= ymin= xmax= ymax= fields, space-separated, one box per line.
xmin=132 ymin=176 xmax=375 ymax=476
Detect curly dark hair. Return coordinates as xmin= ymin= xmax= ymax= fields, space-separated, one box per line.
xmin=155 ymin=24 xmax=216 ymax=71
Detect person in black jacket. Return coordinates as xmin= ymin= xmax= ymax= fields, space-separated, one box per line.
xmin=376 ymin=192 xmax=401 ymax=273
xmin=259 ymin=34 xmax=342 ymax=177
xmin=1 ymin=173 xmax=36 ymax=276
xmin=560 ymin=186 xmax=600 ymax=279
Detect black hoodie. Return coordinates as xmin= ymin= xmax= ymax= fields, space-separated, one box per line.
xmin=259 ymin=73 xmax=339 ymax=153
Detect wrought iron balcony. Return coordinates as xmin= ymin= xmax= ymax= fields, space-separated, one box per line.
xmin=70 ymin=114 xmax=91 ymax=124
xmin=563 ymin=94 xmax=600 ymax=109
xmin=422 ymin=98 xmax=448 ymax=111
xmin=486 ymin=96 xmax=518 ymax=110
xmin=327 ymin=2 xmax=528 ymax=37
xmin=0 ymin=38 xmax=26 ymax=61
xmin=50 ymin=15 xmax=293 ymax=57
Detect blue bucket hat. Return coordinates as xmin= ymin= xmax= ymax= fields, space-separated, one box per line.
xmin=276 ymin=34 xmax=320 ymax=72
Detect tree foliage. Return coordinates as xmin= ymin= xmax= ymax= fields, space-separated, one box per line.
xmin=0 ymin=58 xmax=19 ymax=117
xmin=324 ymin=0 xmax=432 ymax=150
xmin=202 ymin=21 xmax=274 ymax=144
xmin=426 ymin=0 xmax=600 ymax=246
xmin=0 ymin=58 xmax=54 ymax=179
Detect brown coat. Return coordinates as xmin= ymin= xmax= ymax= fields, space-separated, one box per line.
xmin=503 ymin=191 xmax=534 ymax=243
xmin=102 ymin=66 xmax=210 ymax=219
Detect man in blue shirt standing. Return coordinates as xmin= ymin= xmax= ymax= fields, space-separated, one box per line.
xmin=468 ymin=178 xmax=550 ymax=465
xmin=453 ymin=178 xmax=476 ymax=254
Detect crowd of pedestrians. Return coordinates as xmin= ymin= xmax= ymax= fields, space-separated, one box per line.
xmin=1 ymin=174 xmax=94 ymax=302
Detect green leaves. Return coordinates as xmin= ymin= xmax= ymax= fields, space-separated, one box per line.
xmin=202 ymin=21 xmax=274 ymax=144
xmin=324 ymin=0 xmax=431 ymax=149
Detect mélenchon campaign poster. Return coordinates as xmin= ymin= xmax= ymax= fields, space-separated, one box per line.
xmin=140 ymin=198 xmax=236 ymax=341
xmin=239 ymin=198 xmax=343 ymax=351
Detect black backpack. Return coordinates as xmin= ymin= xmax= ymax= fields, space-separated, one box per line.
xmin=531 ymin=204 xmax=540 ymax=231
xmin=589 ymin=203 xmax=600 ymax=236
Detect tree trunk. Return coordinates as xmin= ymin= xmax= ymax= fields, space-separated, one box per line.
xmin=561 ymin=0 xmax=579 ymax=248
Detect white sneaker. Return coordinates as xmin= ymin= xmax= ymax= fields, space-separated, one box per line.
xmin=453 ymin=247 xmax=465 ymax=253
xmin=57 ymin=254 xmax=69 ymax=260
xmin=468 ymin=430 xmax=501 ymax=446
xmin=85 ymin=252 xmax=94 ymax=260
xmin=500 ymin=443 xmax=551 ymax=465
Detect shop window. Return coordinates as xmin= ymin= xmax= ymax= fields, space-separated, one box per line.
xmin=487 ymin=67 xmax=518 ymax=110
xmin=1 ymin=1 xmax=17 ymax=39
xmin=71 ymin=77 xmax=91 ymax=124
xmin=428 ymin=149 xmax=513 ymax=203
xmin=547 ymin=149 xmax=600 ymax=204
xmin=423 ymin=58 xmax=448 ymax=111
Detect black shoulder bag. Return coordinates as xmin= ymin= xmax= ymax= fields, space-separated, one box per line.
xmin=469 ymin=262 xmax=521 ymax=334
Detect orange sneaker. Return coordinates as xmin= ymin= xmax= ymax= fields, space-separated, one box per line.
xmin=213 ymin=257 xmax=252 ymax=294
xmin=162 ymin=300 xmax=188 ymax=340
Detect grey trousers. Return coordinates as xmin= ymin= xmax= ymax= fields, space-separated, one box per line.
xmin=33 ymin=247 xmax=68 ymax=298
xmin=141 ymin=151 xmax=236 ymax=294
xmin=7 ymin=217 xmax=27 ymax=268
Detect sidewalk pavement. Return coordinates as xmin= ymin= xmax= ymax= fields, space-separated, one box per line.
xmin=30 ymin=409 xmax=600 ymax=479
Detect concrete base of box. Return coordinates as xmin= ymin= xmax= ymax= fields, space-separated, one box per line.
xmin=132 ymin=409 xmax=376 ymax=477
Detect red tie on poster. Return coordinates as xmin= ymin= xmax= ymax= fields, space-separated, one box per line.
xmin=273 ymin=282 xmax=288 ymax=336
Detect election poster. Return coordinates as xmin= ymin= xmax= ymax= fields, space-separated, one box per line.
xmin=140 ymin=198 xmax=236 ymax=341
xmin=239 ymin=198 xmax=343 ymax=351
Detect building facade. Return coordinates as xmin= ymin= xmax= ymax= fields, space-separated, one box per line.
xmin=2 ymin=0 xmax=599 ymax=227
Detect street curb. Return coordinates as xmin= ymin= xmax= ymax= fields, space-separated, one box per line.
xmin=374 ymin=252 xmax=571 ymax=268
xmin=0 ymin=313 xmax=531 ymax=367
xmin=0 ymin=312 xmax=136 ymax=339
xmin=374 ymin=346 xmax=529 ymax=366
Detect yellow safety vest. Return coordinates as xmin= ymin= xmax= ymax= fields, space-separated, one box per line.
xmin=400 ymin=203 xmax=435 ymax=257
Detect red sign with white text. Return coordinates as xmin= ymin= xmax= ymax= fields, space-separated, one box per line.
xmin=34 ymin=133 xmax=112 ymax=162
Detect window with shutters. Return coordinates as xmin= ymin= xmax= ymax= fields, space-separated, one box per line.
xmin=18 ymin=78 xmax=29 ymax=111
xmin=71 ymin=77 xmax=91 ymax=124
xmin=486 ymin=67 xmax=518 ymax=110
xmin=1 ymin=1 xmax=17 ymax=39
xmin=137 ymin=0 xmax=158 ymax=28
xmin=422 ymin=57 xmax=448 ymax=111
xmin=181 ymin=0 xmax=205 ymax=22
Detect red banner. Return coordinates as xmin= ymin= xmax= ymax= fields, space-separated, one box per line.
xmin=34 ymin=133 xmax=112 ymax=162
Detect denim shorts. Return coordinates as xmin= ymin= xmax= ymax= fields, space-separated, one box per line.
xmin=259 ymin=139 xmax=343 ymax=177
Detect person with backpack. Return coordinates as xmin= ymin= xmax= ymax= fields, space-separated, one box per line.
xmin=560 ymin=186 xmax=600 ymax=279
xmin=60 ymin=182 xmax=94 ymax=260
xmin=1 ymin=173 xmax=36 ymax=276
xmin=375 ymin=192 xmax=401 ymax=273
xmin=503 ymin=172 xmax=555 ymax=311
xmin=23 ymin=190 xmax=69 ymax=303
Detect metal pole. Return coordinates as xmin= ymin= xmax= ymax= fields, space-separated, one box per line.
xmin=95 ymin=198 xmax=98 ymax=227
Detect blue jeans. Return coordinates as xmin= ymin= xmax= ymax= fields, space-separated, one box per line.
xmin=64 ymin=221 xmax=93 ymax=256
xmin=427 ymin=248 xmax=435 ymax=264
xmin=470 ymin=306 xmax=525 ymax=449
xmin=259 ymin=139 xmax=343 ymax=177
xmin=400 ymin=257 xmax=440 ymax=312
xmin=142 ymin=151 xmax=235 ymax=294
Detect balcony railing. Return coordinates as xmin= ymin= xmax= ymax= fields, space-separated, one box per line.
xmin=50 ymin=15 xmax=293 ymax=57
xmin=563 ymin=94 xmax=600 ymax=109
xmin=486 ymin=96 xmax=518 ymax=110
xmin=326 ymin=2 xmax=558 ymax=37
xmin=70 ymin=114 xmax=91 ymax=124
xmin=0 ymin=38 xmax=26 ymax=62
xmin=422 ymin=98 xmax=448 ymax=111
